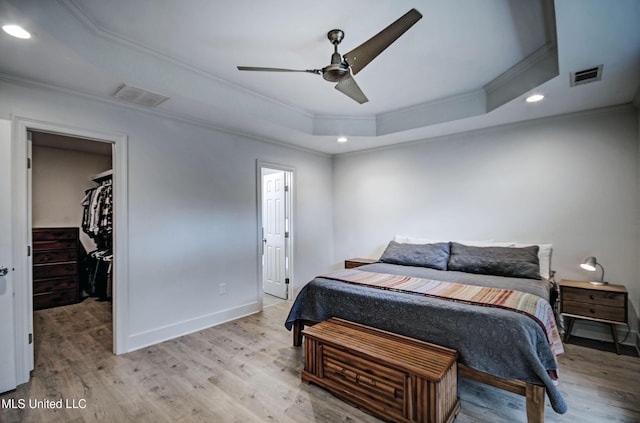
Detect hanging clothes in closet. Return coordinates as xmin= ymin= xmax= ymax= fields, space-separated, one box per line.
xmin=81 ymin=171 xmax=113 ymax=301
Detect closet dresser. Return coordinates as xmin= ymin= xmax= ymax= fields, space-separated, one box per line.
xmin=32 ymin=227 xmax=80 ymax=310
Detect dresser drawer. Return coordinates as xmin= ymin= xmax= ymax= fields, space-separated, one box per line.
xmin=33 ymin=249 xmax=78 ymax=265
xmin=323 ymin=345 xmax=406 ymax=414
xmin=562 ymin=286 xmax=625 ymax=307
xmin=33 ymin=239 xmax=78 ymax=251
xmin=32 ymin=227 xmax=81 ymax=310
xmin=562 ymin=300 xmax=626 ymax=322
xmin=33 ymin=228 xmax=78 ymax=241
xmin=33 ymin=288 xmax=77 ymax=310
xmin=33 ymin=262 xmax=78 ymax=279
xmin=33 ymin=276 xmax=79 ymax=295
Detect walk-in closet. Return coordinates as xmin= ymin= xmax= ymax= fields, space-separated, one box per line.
xmin=31 ymin=131 xmax=114 ymax=351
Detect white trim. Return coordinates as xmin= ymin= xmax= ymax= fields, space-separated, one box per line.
xmin=12 ymin=117 xmax=129 ymax=385
xmin=0 ymin=73 xmax=328 ymax=158
xmin=12 ymin=117 xmax=32 ymax=385
xmin=256 ymin=161 xmax=295 ymax=307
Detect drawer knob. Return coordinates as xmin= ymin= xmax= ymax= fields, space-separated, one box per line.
xmin=590 ymin=309 xmax=596 ymax=314
xmin=589 ymin=294 xmax=595 ymax=300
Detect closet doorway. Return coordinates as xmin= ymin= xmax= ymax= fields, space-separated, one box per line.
xmin=30 ymin=130 xmax=114 ymax=353
xmin=258 ymin=162 xmax=294 ymax=306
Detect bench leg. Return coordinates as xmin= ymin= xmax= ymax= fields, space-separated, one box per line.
xmin=293 ymin=320 xmax=303 ymax=347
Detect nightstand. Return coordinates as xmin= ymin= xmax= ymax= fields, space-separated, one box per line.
xmin=344 ymin=258 xmax=377 ymax=269
xmin=559 ymin=279 xmax=628 ymax=354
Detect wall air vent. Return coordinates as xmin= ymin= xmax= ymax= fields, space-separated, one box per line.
xmin=570 ymin=65 xmax=603 ymax=87
xmin=112 ymin=83 xmax=169 ymax=107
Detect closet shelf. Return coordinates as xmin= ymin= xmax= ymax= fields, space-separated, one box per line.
xmin=91 ymin=169 xmax=113 ymax=182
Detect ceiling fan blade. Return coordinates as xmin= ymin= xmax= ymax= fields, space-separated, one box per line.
xmin=237 ymin=66 xmax=320 ymax=75
xmin=344 ymin=8 xmax=422 ymax=75
xmin=335 ymin=75 xmax=368 ymax=104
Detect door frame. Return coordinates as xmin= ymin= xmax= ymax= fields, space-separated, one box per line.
xmin=256 ymin=160 xmax=294 ymax=306
xmin=11 ymin=116 xmax=129 ymax=384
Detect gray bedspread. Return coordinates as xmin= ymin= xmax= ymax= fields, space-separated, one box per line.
xmin=285 ymin=262 xmax=568 ymax=414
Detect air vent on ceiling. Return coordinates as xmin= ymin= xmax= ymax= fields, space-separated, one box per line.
xmin=112 ymin=83 xmax=169 ymax=107
xmin=570 ymin=65 xmax=603 ymax=87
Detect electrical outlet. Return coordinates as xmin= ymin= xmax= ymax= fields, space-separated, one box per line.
xmin=219 ymin=283 xmax=226 ymax=295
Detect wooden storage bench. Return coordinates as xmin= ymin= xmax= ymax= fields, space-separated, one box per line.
xmin=301 ymin=318 xmax=460 ymax=423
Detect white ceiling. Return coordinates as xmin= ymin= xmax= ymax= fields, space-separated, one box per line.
xmin=0 ymin=0 xmax=639 ymax=154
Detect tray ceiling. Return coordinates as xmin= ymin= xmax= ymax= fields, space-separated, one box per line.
xmin=0 ymin=0 xmax=638 ymax=154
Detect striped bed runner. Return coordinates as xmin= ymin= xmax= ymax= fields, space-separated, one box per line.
xmin=322 ymin=269 xmax=564 ymax=357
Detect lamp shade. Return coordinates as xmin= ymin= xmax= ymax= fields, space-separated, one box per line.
xmin=580 ymin=256 xmax=597 ymax=271
xmin=579 ymin=256 xmax=607 ymax=284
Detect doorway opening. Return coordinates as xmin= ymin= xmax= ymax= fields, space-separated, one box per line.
xmin=11 ymin=117 xmax=128 ymax=386
xmin=30 ymin=130 xmax=114 ymax=353
xmin=258 ymin=163 xmax=294 ymax=307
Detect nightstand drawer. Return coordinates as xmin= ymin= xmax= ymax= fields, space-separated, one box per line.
xmin=562 ymin=300 xmax=626 ymax=322
xmin=562 ymin=286 xmax=625 ymax=307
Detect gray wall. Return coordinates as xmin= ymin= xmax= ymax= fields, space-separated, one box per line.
xmin=4 ymin=78 xmax=639 ymax=349
xmin=1 ymin=80 xmax=334 ymax=351
xmin=333 ymin=105 xmax=639 ymax=341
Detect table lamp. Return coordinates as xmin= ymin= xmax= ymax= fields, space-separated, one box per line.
xmin=580 ymin=256 xmax=607 ymax=285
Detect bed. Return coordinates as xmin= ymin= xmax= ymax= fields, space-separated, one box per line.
xmin=285 ymin=239 xmax=568 ymax=422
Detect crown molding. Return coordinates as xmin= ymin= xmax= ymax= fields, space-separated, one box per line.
xmin=0 ymin=73 xmax=330 ymax=157
xmin=57 ymin=0 xmax=315 ymax=119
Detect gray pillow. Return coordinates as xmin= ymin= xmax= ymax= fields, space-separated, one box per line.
xmin=448 ymin=242 xmax=541 ymax=279
xmin=379 ymin=241 xmax=450 ymax=270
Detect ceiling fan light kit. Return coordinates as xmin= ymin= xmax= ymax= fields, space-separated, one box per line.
xmin=237 ymin=8 xmax=423 ymax=104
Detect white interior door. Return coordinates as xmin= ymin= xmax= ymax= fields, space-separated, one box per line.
xmin=262 ymin=170 xmax=288 ymax=299
xmin=0 ymin=119 xmax=17 ymax=393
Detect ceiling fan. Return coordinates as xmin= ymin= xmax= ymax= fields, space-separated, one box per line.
xmin=237 ymin=8 xmax=422 ymax=104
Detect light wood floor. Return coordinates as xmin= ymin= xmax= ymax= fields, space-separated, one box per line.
xmin=1 ymin=298 xmax=639 ymax=423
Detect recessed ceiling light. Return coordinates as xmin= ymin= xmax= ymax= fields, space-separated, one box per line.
xmin=2 ymin=24 xmax=31 ymax=39
xmin=337 ymin=136 xmax=348 ymax=143
xmin=526 ymin=94 xmax=544 ymax=103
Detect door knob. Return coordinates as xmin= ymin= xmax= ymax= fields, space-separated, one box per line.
xmin=0 ymin=266 xmax=8 ymax=276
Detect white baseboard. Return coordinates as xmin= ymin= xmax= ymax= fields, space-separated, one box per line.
xmin=125 ymin=301 xmax=261 ymax=353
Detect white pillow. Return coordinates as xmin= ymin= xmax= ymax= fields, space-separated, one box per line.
xmin=394 ymin=235 xmax=509 ymax=247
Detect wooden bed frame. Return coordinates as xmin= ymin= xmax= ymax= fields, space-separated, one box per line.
xmin=292 ymin=320 xmax=546 ymax=423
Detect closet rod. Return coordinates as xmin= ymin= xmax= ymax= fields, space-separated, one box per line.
xmin=91 ymin=169 xmax=113 ymax=182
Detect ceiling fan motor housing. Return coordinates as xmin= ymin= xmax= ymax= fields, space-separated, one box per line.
xmin=322 ymin=30 xmax=350 ymax=82
xmin=322 ymin=62 xmax=350 ymax=82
